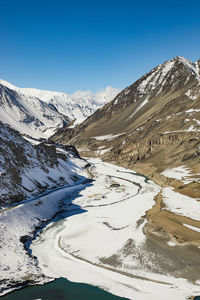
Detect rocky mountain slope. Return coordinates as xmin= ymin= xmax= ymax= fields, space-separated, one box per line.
xmin=0 ymin=120 xmax=87 ymax=207
xmin=0 ymin=83 xmax=69 ymax=139
xmin=53 ymin=56 xmax=200 ymax=189
xmin=0 ymin=80 xmax=119 ymax=139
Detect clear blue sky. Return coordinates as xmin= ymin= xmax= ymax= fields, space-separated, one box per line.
xmin=1 ymin=0 xmax=200 ymax=93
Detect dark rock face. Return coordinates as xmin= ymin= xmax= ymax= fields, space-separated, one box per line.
xmin=0 ymin=122 xmax=82 ymax=207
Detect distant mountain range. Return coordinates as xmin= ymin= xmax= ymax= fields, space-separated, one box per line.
xmin=0 ymin=79 xmax=119 ymax=139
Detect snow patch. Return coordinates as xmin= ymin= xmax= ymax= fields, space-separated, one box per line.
xmin=92 ymin=133 xmax=125 ymax=141
xmin=162 ymin=187 xmax=200 ymax=221
xmin=183 ymin=224 xmax=200 ymax=233
xmin=129 ymin=96 xmax=149 ymax=119
xmin=162 ymin=166 xmax=191 ymax=182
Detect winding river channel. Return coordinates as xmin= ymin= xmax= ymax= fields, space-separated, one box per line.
xmin=1 ymin=158 xmax=199 ymax=299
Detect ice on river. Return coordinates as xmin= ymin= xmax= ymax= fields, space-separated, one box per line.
xmin=31 ymin=159 xmax=199 ymax=300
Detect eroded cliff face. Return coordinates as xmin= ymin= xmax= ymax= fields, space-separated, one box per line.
xmin=111 ymin=133 xmax=200 ymax=164
xmin=105 ymin=132 xmax=200 ymax=188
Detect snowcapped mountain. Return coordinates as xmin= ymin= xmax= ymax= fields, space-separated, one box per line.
xmin=53 ymin=56 xmax=200 ymax=184
xmin=107 ymin=56 xmax=200 ymax=115
xmin=0 ymin=80 xmax=120 ymax=138
xmin=0 ymin=120 xmax=88 ymax=206
xmin=0 ymin=83 xmax=69 ymax=139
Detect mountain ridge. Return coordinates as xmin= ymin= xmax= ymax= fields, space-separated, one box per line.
xmin=0 ymin=79 xmax=120 ymax=131
xmin=52 ymin=56 xmax=200 ymax=191
xmin=0 ymin=83 xmax=69 ymax=139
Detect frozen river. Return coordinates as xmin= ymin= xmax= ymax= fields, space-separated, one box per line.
xmin=31 ymin=159 xmax=198 ymax=300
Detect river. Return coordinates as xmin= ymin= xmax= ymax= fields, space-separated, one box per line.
xmin=0 ymin=278 xmax=129 ymax=300
xmin=29 ymin=159 xmax=199 ymax=299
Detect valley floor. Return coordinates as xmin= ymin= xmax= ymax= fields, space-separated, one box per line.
xmin=0 ymin=158 xmax=200 ymax=299
xmin=31 ymin=159 xmax=200 ymax=300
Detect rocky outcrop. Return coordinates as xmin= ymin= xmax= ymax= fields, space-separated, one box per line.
xmin=0 ymin=121 xmax=85 ymax=207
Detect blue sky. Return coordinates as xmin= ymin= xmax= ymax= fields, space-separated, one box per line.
xmin=1 ymin=0 xmax=200 ymax=93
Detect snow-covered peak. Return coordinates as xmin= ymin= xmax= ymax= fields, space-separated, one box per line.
xmin=108 ymin=56 xmax=200 ymax=119
xmin=0 ymin=79 xmax=120 ymax=139
xmin=0 ymin=80 xmax=66 ymax=100
xmin=0 ymin=80 xmax=119 ymax=106
xmin=0 ymin=79 xmax=17 ymax=90
xmin=0 ymin=84 xmax=68 ymax=139
xmin=0 ymin=79 xmax=120 ymax=123
xmin=136 ymin=56 xmax=200 ymax=97
xmin=175 ymin=56 xmax=200 ymax=78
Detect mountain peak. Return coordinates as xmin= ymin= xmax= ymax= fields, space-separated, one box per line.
xmin=119 ymin=56 xmax=198 ymax=103
xmin=0 ymin=79 xmax=17 ymax=90
xmin=0 ymin=79 xmax=120 ymax=139
xmin=172 ymin=56 xmax=200 ymax=78
xmin=173 ymin=55 xmax=187 ymax=61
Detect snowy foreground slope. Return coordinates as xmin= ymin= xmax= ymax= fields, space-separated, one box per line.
xmin=0 ymin=80 xmax=119 ymax=138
